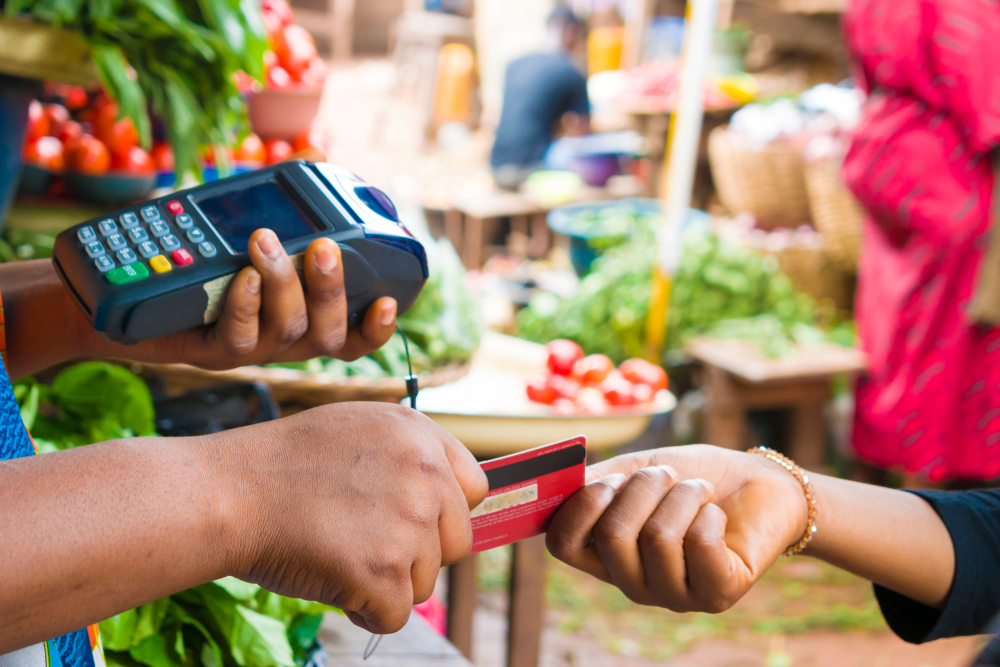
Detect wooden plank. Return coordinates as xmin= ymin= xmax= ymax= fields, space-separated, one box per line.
xmin=507 ymin=535 xmax=547 ymax=667
xmin=0 ymin=19 xmax=93 ymax=85
xmin=687 ymin=338 xmax=866 ymax=384
xmin=320 ymin=610 xmax=472 ymax=666
xmin=446 ymin=555 xmax=478 ymax=661
xmin=703 ymin=364 xmax=750 ymax=450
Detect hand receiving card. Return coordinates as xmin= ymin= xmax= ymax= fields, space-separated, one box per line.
xmin=471 ymin=437 xmax=586 ymax=554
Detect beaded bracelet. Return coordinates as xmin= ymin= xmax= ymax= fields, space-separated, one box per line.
xmin=747 ymin=446 xmax=817 ymax=557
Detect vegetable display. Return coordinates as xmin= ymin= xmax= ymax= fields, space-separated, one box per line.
xmin=3 ymin=0 xmax=268 ymax=181
xmin=517 ymin=218 xmax=822 ymax=362
xmin=15 ymin=362 xmax=333 ymax=667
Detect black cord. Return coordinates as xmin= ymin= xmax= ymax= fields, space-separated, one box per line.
xmin=363 ymin=634 xmax=383 ymax=660
xmin=396 ymin=326 xmax=419 ymax=410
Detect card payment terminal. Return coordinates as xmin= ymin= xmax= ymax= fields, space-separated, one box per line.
xmin=52 ymin=161 xmax=428 ymax=344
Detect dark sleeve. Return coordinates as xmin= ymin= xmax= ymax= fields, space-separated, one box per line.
xmin=565 ymin=68 xmax=589 ymax=117
xmin=874 ymin=489 xmax=1000 ymax=643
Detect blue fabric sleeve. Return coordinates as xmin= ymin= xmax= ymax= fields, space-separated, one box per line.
xmin=874 ymin=489 xmax=1000 ymax=643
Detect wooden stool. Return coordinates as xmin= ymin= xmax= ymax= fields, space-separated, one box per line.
xmin=445 ymin=191 xmax=551 ymax=269
xmin=687 ymin=338 xmax=866 ymax=471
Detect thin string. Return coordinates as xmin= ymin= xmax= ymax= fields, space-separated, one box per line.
xmin=363 ymin=633 xmax=383 ymax=660
xmin=397 ymin=326 xmax=414 ymax=378
xmin=397 ymin=326 xmax=418 ymax=409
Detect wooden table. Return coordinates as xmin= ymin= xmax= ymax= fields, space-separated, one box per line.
xmin=687 ymin=337 xmax=866 ymax=471
xmin=319 ymin=609 xmax=472 ymax=666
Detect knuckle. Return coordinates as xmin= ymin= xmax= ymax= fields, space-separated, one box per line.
xmin=310 ymin=285 xmax=345 ymax=309
xmin=275 ymin=313 xmax=309 ymax=346
xmin=545 ymin=531 xmax=573 ymax=563
xmin=593 ymin=516 xmax=633 ymax=546
xmin=312 ymin=329 xmax=348 ymax=357
xmin=222 ymin=336 xmax=257 ymax=358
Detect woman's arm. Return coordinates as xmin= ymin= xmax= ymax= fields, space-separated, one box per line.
xmin=0 ymin=403 xmax=488 ymax=653
xmin=546 ymin=446 xmax=954 ymax=613
xmin=2 ymin=228 xmax=399 ymax=381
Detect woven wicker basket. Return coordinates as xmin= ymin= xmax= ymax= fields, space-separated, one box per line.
xmin=805 ymin=157 xmax=862 ymax=272
xmin=708 ymin=126 xmax=811 ymax=229
xmin=774 ymin=0 xmax=846 ymax=13
xmin=768 ymin=244 xmax=851 ymax=310
xmin=124 ymin=361 xmax=471 ymax=406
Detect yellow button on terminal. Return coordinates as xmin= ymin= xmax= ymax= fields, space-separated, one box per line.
xmin=149 ymin=255 xmax=172 ymax=273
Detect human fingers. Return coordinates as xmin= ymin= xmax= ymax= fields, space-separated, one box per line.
xmin=545 ymin=474 xmax=627 ymax=583
xmin=247 ymin=229 xmax=308 ymax=352
xmin=593 ymin=466 xmax=678 ymax=603
xmin=334 ymin=297 xmax=397 ymax=361
xmin=636 ymin=479 xmax=716 ymax=611
xmin=209 ymin=266 xmax=262 ymax=358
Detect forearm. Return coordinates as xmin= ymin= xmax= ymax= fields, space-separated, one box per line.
xmin=806 ymin=474 xmax=955 ymax=608
xmin=1 ymin=260 xmax=106 ymax=380
xmin=0 ymin=435 xmax=237 ymax=653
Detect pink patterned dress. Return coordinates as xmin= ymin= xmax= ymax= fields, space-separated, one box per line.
xmin=844 ymin=0 xmax=1000 ymax=481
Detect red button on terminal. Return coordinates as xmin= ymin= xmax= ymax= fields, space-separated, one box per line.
xmin=171 ymin=249 xmax=194 ymax=266
xmin=166 ymin=201 xmax=184 ymax=215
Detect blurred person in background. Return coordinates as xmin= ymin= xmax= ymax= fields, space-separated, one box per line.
xmin=490 ymin=4 xmax=590 ymax=191
xmin=843 ymin=0 xmax=1000 ymax=486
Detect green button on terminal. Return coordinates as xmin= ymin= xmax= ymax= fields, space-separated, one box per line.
xmin=106 ymin=262 xmax=150 ymax=285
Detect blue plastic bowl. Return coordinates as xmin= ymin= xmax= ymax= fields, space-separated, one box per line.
xmin=548 ymin=198 xmax=709 ymax=276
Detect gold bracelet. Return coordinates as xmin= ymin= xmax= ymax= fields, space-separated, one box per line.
xmin=747 ymin=446 xmax=817 ymax=557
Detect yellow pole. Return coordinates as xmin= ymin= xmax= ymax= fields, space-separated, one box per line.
xmin=643 ymin=0 xmax=719 ymax=362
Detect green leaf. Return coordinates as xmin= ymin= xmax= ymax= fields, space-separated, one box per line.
xmin=213 ymin=578 xmax=261 ymax=603
xmin=19 ymin=383 xmax=39 ymax=432
xmin=49 ymin=362 xmax=155 ymax=437
xmin=92 ymin=44 xmax=152 ymax=148
xmin=100 ymin=609 xmax=140 ymax=652
xmin=133 ymin=598 xmax=172 ymax=646
xmin=129 ymin=634 xmax=185 ymax=667
xmin=197 ymin=585 xmax=295 ymax=667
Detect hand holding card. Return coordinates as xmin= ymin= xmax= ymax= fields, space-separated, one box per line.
xmin=471 ymin=437 xmax=587 ymax=554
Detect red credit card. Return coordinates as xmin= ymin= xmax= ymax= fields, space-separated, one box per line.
xmin=470 ymin=436 xmax=586 ymax=554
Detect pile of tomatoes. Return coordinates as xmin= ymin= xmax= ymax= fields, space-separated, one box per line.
xmin=527 ymin=340 xmax=669 ymax=415
xmin=21 ymin=91 xmax=155 ymax=177
xmin=233 ymin=0 xmax=327 ymax=94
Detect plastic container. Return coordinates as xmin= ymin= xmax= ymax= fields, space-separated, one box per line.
xmin=587 ymin=26 xmax=623 ymax=76
xmin=246 ymin=88 xmax=322 ymax=141
xmin=569 ymin=153 xmax=621 ymax=187
xmin=432 ymin=43 xmax=475 ymax=127
xmin=547 ymin=198 xmax=709 ymax=276
xmin=65 ymin=171 xmax=157 ymax=205
xmin=0 ymin=74 xmax=42 ymax=228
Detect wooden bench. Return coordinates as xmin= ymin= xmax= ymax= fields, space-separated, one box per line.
xmin=687 ymin=338 xmax=866 ymax=470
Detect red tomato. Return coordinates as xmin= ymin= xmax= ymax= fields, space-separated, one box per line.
xmin=266 ymin=64 xmax=293 ymax=90
xmin=151 ymin=143 xmax=174 ymax=172
xmin=574 ymin=387 xmax=610 ymax=415
xmin=232 ymin=70 xmax=259 ymax=94
xmin=23 ymin=136 xmax=65 ymax=171
xmin=235 ymin=133 xmax=267 ymax=163
xmin=297 ymin=56 xmax=328 ymax=89
xmin=69 ymin=135 xmax=111 ymax=174
xmin=632 ymin=382 xmax=654 ymax=404
xmin=262 ymin=0 xmax=295 ymax=26
xmin=619 ymin=358 xmax=668 ymax=392
xmin=64 ymin=86 xmax=89 ymax=111
xmin=58 ymin=120 xmax=83 ymax=146
xmin=546 ymin=339 xmax=584 ymax=376
xmin=26 ymin=100 xmax=49 ymax=142
xmin=598 ymin=373 xmax=637 ymax=407
xmin=264 ymin=139 xmax=293 ymax=164
xmin=261 ymin=9 xmax=284 ymax=42
xmin=550 ymin=398 xmax=577 ymax=416
xmin=281 ymin=25 xmax=317 ymax=80
xmin=93 ymin=101 xmax=119 ymax=144
xmin=292 ymin=126 xmax=329 ymax=152
xmin=112 ymin=145 xmax=154 ymax=173
xmin=571 ymin=354 xmax=614 ymax=385
xmin=44 ymin=104 xmax=70 ymax=138
xmin=105 ymin=117 xmax=139 ymax=156
xmin=547 ymin=374 xmax=581 ymax=401
xmin=263 ymin=50 xmax=279 ymax=71
xmin=526 ymin=376 xmax=557 ymax=405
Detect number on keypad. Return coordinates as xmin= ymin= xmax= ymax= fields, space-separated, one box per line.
xmin=129 ymin=227 xmax=149 ymax=244
xmin=107 ymin=234 xmax=127 ymax=251
xmin=98 ymin=219 xmax=117 ymax=236
xmin=150 ymin=221 xmax=170 ymax=238
xmin=138 ymin=241 xmax=159 ymax=258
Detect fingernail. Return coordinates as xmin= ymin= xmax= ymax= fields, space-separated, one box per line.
xmin=379 ymin=301 xmax=396 ymax=327
xmin=316 ymin=246 xmax=338 ymax=273
xmin=245 ymin=269 xmax=261 ymax=294
xmin=693 ymin=478 xmax=715 ymax=494
xmin=657 ymin=464 xmax=677 ymax=479
xmin=256 ymin=230 xmax=281 ymax=260
xmin=597 ymin=473 xmax=627 ymax=491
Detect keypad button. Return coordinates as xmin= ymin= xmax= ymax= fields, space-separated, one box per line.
xmin=160 ymin=234 xmax=181 ymax=252
xmin=120 ymin=212 xmax=139 ymax=228
xmin=198 ymin=241 xmax=217 ymax=258
xmin=174 ymin=213 xmax=194 ymax=229
xmin=94 ymin=255 xmax=115 ymax=272
xmin=77 ymin=226 xmax=96 ymax=243
xmin=186 ymin=227 xmax=205 ymax=244
xmin=141 ymin=205 xmax=161 ymax=222
xmin=167 ymin=201 xmax=184 ymax=215
xmin=98 ymin=219 xmax=117 ymax=236
xmin=128 ymin=226 xmax=149 ymax=244
xmin=85 ymin=241 xmax=106 ymax=258
xmin=106 ymin=262 xmax=150 ymax=285
xmin=138 ymin=241 xmax=159 ymax=258
xmin=149 ymin=221 xmax=170 ymax=238
xmin=149 ymin=255 xmax=172 ymax=273
xmin=107 ymin=233 xmax=127 ymax=251
xmin=116 ymin=247 xmax=138 ymax=265
xmin=171 ymin=249 xmax=194 ymax=266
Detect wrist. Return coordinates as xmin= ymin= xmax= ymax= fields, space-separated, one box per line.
xmin=751 ymin=451 xmax=813 ymax=554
